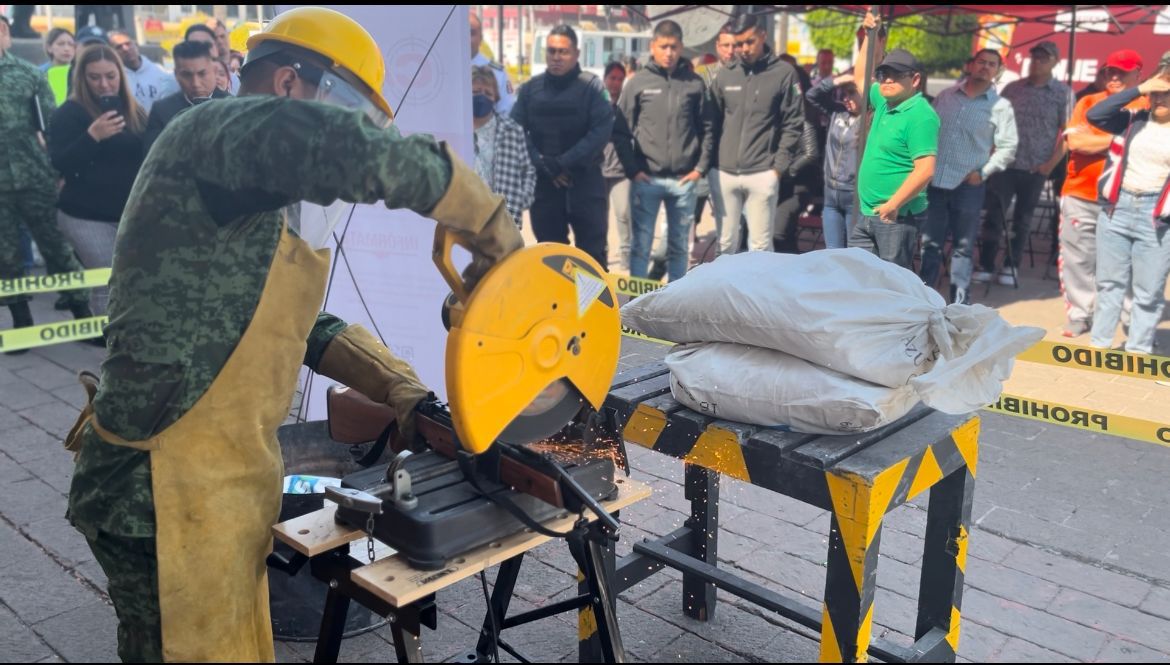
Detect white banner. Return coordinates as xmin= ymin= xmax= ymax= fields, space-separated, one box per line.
xmin=278 ymin=5 xmax=472 ymax=420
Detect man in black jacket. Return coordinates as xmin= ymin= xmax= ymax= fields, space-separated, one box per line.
xmin=710 ymin=14 xmax=804 ymax=254
xmin=144 ymin=40 xmax=230 ymax=151
xmin=619 ymin=20 xmax=713 ymax=281
xmin=511 ymin=24 xmax=614 ymax=268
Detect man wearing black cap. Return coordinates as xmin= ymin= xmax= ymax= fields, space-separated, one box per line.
xmin=975 ymin=41 xmax=1070 ymax=287
xmin=849 ymin=11 xmax=939 ymax=269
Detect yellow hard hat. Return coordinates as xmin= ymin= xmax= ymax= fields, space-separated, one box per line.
xmin=247 ymin=6 xmax=393 ymax=119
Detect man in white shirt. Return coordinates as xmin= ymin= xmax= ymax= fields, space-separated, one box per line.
xmin=470 ymin=12 xmax=514 ymax=114
xmin=108 ymin=30 xmax=178 ymax=113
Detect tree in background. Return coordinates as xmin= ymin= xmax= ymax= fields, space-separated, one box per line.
xmin=806 ymin=8 xmax=979 ymax=73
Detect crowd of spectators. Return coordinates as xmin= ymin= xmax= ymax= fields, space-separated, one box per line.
xmin=1 ymin=16 xmax=238 ymax=345
xmin=6 ymin=9 xmax=1170 ymax=357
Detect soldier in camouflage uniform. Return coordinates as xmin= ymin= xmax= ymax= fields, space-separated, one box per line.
xmin=0 ymin=15 xmax=91 ymax=342
xmin=64 ymin=8 xmax=523 ymax=662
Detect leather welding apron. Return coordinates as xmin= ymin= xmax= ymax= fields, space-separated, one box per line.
xmin=77 ymin=222 xmax=329 ymax=662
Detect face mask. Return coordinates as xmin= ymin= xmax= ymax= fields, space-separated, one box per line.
xmin=472 ymin=94 xmax=495 ymax=119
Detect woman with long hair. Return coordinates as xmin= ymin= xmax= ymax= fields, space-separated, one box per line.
xmin=48 ymin=43 xmax=147 ymax=321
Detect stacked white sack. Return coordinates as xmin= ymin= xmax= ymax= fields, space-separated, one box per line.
xmin=666 ymin=342 xmax=920 ymax=434
xmin=622 ymin=249 xmax=1043 ymax=428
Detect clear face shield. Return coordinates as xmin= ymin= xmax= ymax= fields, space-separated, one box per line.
xmin=284 ymin=65 xmax=393 ymax=249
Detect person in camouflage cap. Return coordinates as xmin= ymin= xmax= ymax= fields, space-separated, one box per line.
xmin=64 ymin=7 xmax=523 ymax=661
xmin=0 ymin=13 xmax=92 ymax=352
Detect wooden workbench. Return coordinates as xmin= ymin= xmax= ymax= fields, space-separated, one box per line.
xmin=272 ymin=478 xmax=651 ymax=662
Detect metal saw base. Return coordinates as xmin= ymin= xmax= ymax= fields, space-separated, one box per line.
xmin=334 ymin=450 xmax=617 ymax=570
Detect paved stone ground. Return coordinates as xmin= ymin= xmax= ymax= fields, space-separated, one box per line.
xmin=3 ymin=254 xmax=1170 ymax=662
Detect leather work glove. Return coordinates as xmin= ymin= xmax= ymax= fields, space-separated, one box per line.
xmin=428 ymin=144 xmax=524 ymax=294
xmin=316 ymin=324 xmax=431 ymax=447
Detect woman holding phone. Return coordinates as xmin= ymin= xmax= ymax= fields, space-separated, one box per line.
xmin=48 ymin=43 xmax=146 ymax=322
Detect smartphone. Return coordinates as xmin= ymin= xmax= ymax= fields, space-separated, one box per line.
xmin=98 ymin=95 xmax=122 ymax=115
xmin=31 ymin=96 xmax=46 ymax=133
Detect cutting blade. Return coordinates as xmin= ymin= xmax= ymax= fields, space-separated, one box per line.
xmin=496 ymin=379 xmax=585 ymax=445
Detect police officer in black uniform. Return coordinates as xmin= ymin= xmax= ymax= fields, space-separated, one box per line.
xmin=510 ymin=24 xmax=614 ymax=268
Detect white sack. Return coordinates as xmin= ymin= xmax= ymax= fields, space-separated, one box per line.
xmin=623 ymin=248 xmax=1044 ymax=412
xmin=666 ymin=343 xmax=919 ymax=434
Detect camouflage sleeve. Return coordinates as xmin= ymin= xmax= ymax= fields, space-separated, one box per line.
xmin=304 ymin=311 xmax=349 ymax=370
xmin=36 ymin=68 xmax=56 ymax=131
xmin=188 ymin=97 xmax=452 ymax=214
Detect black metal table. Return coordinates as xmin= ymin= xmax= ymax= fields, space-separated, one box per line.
xmin=601 ymin=362 xmax=979 ymax=663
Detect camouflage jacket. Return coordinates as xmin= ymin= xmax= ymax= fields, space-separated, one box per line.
xmin=68 ymin=96 xmax=454 ymax=538
xmin=0 ymin=50 xmax=57 ymax=191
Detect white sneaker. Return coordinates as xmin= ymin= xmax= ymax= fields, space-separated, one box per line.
xmin=996 ymin=268 xmax=1017 ymax=286
xmin=972 ymin=271 xmax=992 ymax=283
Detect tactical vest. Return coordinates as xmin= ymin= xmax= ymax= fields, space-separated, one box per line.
xmin=525 ymin=70 xmax=603 ymax=169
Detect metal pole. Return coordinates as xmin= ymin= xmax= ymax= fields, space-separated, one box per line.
xmin=778 ymin=11 xmax=789 ymax=56
xmin=1066 ymin=5 xmax=1077 ymax=89
xmin=498 ymin=4 xmax=505 ymax=66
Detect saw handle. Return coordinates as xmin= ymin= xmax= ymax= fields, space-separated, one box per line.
xmin=432 ymin=226 xmax=473 ymax=306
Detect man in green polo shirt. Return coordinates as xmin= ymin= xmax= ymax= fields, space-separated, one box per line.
xmin=849 ymin=11 xmax=939 ymax=269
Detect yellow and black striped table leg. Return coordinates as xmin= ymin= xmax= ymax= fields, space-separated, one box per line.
xmin=913 ymin=465 xmax=974 ymax=661
xmin=820 ymin=464 xmax=902 ymax=662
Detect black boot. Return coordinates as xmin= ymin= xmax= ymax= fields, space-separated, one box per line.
xmin=647 ymin=259 xmax=667 ymax=282
xmin=68 ymin=303 xmax=106 ymax=347
xmin=4 ymin=302 xmax=34 ymax=355
xmin=69 ymin=302 xmax=94 ymax=320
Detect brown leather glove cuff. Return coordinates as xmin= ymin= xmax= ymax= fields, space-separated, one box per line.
xmin=429 ymin=143 xmax=510 ymax=235
xmin=316 ymin=324 xmax=431 ymax=440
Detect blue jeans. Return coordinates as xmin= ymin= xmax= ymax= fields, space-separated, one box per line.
xmin=631 ymin=176 xmax=697 ymax=282
xmin=920 ymin=183 xmax=986 ymax=291
xmin=848 ymin=212 xmax=923 ymax=269
xmin=1090 ymin=191 xmax=1170 ymax=354
xmin=822 ymin=185 xmax=856 ymax=249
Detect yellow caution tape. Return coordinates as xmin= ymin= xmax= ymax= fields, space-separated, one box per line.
xmin=986 ymin=393 xmax=1170 ymax=449
xmin=0 ymin=316 xmax=108 ymax=353
xmin=0 ymin=269 xmax=111 ymax=297
xmin=1017 ymin=340 xmax=1170 ymax=383
xmin=607 ymin=273 xmax=666 ymax=299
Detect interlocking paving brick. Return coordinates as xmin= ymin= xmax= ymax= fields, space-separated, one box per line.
xmin=1094 ymin=637 xmax=1170 ymax=663
xmin=0 ymin=551 xmax=103 ymax=625
xmin=0 ymin=603 xmax=56 ymax=663
xmin=1141 ymin=585 xmax=1170 ymax=621
xmin=724 ymin=511 xmax=827 ymax=565
xmin=1002 ymin=545 xmax=1151 ymax=607
xmin=0 ymin=382 xmax=59 ymax=412
xmin=1048 ymin=587 xmax=1170 ymax=653
xmin=965 ymin=556 xmax=1062 ymax=610
xmin=995 ymin=637 xmax=1078 ymax=662
xmin=22 ymin=517 xmax=93 ymax=569
xmin=980 ymin=507 xmax=1113 ymax=561
xmin=1 ymin=477 xmax=67 ymax=527
xmin=966 ymin=527 xmax=1020 ymax=564
xmin=13 ymin=402 xmax=80 ymax=441
xmin=961 ymin=588 xmax=1110 ymax=659
xmin=650 ymin=631 xmax=742 ymax=663
xmin=32 ymin=601 xmax=118 ymax=664
xmin=15 ymin=364 xmax=83 ymax=392
xmin=955 ymin=619 xmax=1010 ymax=662
xmin=0 ymin=426 xmax=63 ymax=464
